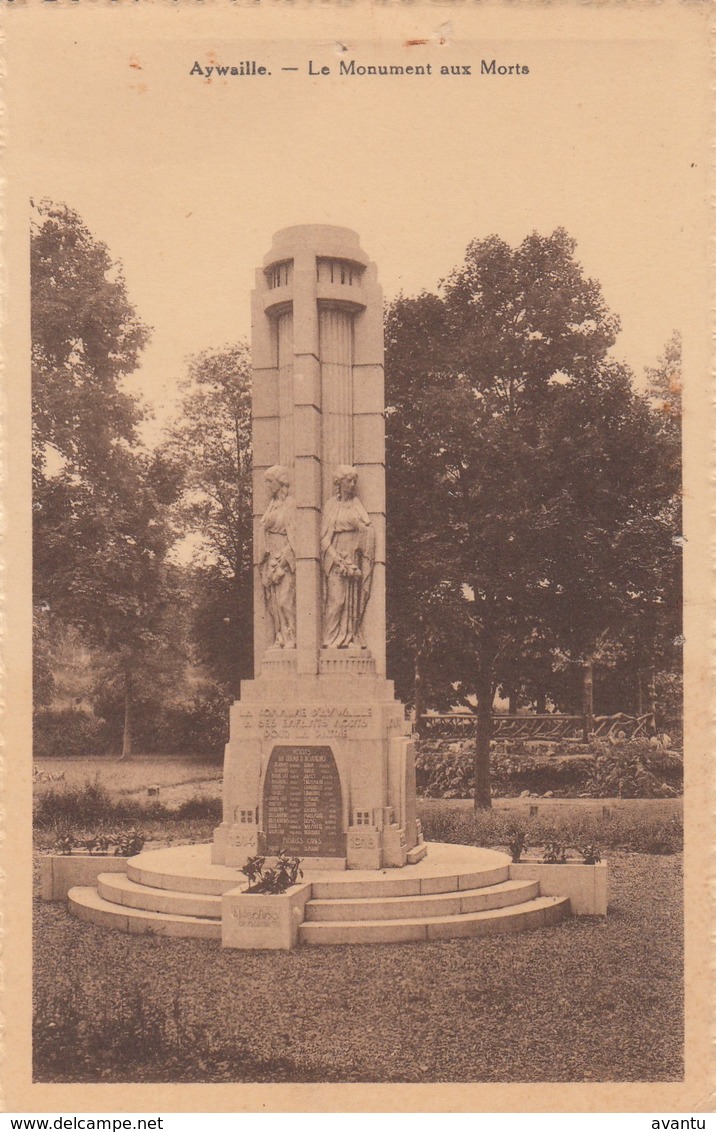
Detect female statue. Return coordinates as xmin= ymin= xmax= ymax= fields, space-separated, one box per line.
xmin=258 ymin=465 xmax=297 ymax=648
xmin=321 ymin=465 xmax=375 ymax=649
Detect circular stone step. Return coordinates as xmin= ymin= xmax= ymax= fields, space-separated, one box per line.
xmin=127 ymin=844 xmax=246 ymax=896
xmin=68 ymin=886 xmax=222 ymax=940
xmin=298 ymin=896 xmax=570 ymax=946
xmin=126 ymin=842 xmax=511 ymax=900
xmin=98 ymin=873 xmax=223 ymax=919
xmin=66 ymin=844 xmax=573 ymax=949
xmin=305 ymin=878 xmax=540 ymax=922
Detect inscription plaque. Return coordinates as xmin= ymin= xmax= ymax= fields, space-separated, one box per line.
xmin=263 ymin=745 xmax=343 ymax=857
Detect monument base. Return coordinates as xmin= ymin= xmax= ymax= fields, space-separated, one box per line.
xmin=66 ymin=842 xmax=573 ymax=947
xmin=211 ymin=673 xmax=423 ymax=871
xmin=212 ymin=822 xmax=425 ymax=871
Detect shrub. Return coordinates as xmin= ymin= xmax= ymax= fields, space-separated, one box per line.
xmin=33 ymin=708 xmax=111 ymax=759
xmin=541 ymin=841 xmax=568 ymax=864
xmin=34 ymin=679 xmax=230 ymax=760
xmin=34 ymin=779 xmax=172 ymax=830
xmin=173 ymin=796 xmax=222 ymax=821
xmin=80 ymin=831 xmax=113 ymax=855
xmin=414 ymin=741 xmax=475 ymax=798
xmin=33 ymin=778 xmax=224 ymax=831
xmin=33 ymin=973 xmax=323 ymax=1083
xmin=583 ymin=743 xmax=683 ymax=798
xmin=34 ymin=780 xmax=124 ymax=828
xmin=52 ymin=829 xmax=76 ymax=855
xmin=157 ymin=687 xmax=230 ymax=757
xmin=114 ymin=828 xmax=146 ymax=856
xmin=417 ymin=800 xmax=683 ymax=855
xmin=34 ymin=977 xmax=241 ymax=1078
xmin=414 ymin=737 xmax=682 ymax=799
xmin=632 ymin=816 xmax=683 ymax=855
xmin=241 ymin=851 xmax=303 ymax=894
xmin=505 ymin=827 xmax=529 ymax=863
xmin=490 ymin=746 xmax=591 ymax=795
xmin=49 ymin=826 xmax=146 ymax=856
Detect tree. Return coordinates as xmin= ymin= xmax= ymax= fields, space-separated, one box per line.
xmin=639 ymin=332 xmax=683 ymax=726
xmin=163 ymin=343 xmax=253 ymax=696
xmin=646 ymin=331 xmax=682 ymax=439
xmin=386 ymin=230 xmax=680 ymax=807
xmin=31 ymin=201 xmax=187 ymax=756
xmin=32 ymin=198 xmax=152 ymax=622
xmin=524 ymin=358 xmax=678 ymax=732
xmin=32 ymin=199 xmax=149 ymax=485
xmin=86 ymin=563 xmax=191 ymax=758
xmin=33 ymin=609 xmax=57 ymax=709
xmin=35 ymin=448 xmax=185 ymax=756
xmin=385 ymin=293 xmax=468 ymax=716
xmin=443 ymin=229 xmax=619 ymax=404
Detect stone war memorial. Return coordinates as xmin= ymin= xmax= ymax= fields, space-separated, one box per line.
xmin=66 ymin=226 xmax=578 ymax=947
xmin=213 ymin=224 xmax=424 ymax=874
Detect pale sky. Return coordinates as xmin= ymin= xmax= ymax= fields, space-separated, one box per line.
xmin=10 ymin=12 xmax=696 ymax=445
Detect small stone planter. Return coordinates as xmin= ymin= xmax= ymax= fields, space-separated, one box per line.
xmin=222 ymin=882 xmax=313 ymax=950
xmin=509 ymin=860 xmax=608 ymax=915
xmin=40 ymin=853 xmax=130 ymax=902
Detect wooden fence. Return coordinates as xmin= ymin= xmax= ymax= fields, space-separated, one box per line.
xmin=418 ymin=712 xmax=656 ymax=742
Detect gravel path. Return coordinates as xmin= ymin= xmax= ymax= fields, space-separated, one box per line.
xmin=33 ymin=852 xmax=682 ymax=1084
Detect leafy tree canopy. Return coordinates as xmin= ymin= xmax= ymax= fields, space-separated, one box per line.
xmin=162 ymin=343 xmax=254 ymax=694
xmin=31 ymin=199 xmax=150 ymax=484
xmin=386 ymin=230 xmax=680 ymax=804
xmin=31 ymin=201 xmax=183 ymax=756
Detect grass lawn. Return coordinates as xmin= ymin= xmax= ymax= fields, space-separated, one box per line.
xmin=32 ymin=760 xmax=684 ymax=1082
xmin=33 ymin=754 xmax=683 ymax=855
xmin=34 ymin=754 xmax=223 ymax=808
xmin=33 ymin=849 xmax=682 ymax=1084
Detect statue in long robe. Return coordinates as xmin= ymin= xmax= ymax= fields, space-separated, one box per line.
xmin=258 ymin=466 xmax=297 ymax=648
xmin=321 ymin=465 xmax=375 ymax=649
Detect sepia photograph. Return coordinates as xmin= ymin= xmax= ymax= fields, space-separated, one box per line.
xmin=2 ymin=1 xmax=711 ymax=1114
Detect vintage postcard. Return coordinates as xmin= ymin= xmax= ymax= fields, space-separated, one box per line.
xmin=2 ymin=0 xmax=712 ymax=1115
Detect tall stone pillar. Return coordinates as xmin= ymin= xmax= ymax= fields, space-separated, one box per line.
xmin=213 ymin=225 xmax=425 ymax=872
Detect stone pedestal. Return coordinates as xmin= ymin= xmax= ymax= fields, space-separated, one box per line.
xmin=212 ymin=673 xmax=422 ymax=869
xmin=222 ymin=883 xmax=313 ymax=949
xmin=213 ymin=225 xmax=425 ymax=872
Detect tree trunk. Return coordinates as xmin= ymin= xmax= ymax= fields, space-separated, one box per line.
xmin=414 ymin=620 xmax=427 ymax=738
xmin=508 ymin=687 xmax=518 ymax=715
xmin=582 ymin=657 xmax=594 ymax=743
xmin=474 ymin=664 xmax=493 ymax=810
xmin=120 ymin=675 xmax=133 ymax=760
xmin=536 ymin=690 xmax=547 ymax=714
xmin=646 ymin=664 xmax=657 ymax=733
xmin=636 ymin=670 xmax=644 ymax=717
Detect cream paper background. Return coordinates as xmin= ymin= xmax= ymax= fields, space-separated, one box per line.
xmin=2 ymin=0 xmax=712 ymax=1113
